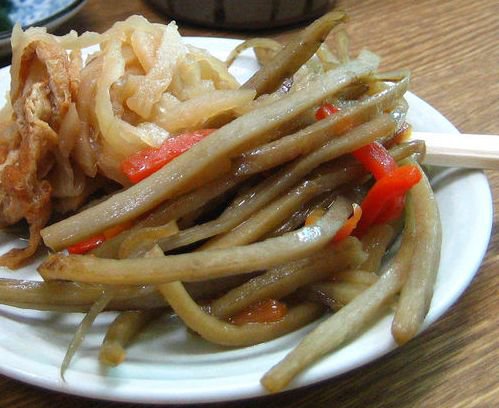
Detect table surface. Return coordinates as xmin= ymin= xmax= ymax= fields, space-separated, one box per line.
xmin=0 ymin=0 xmax=497 ymax=407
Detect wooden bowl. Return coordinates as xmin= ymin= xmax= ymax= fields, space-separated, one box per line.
xmin=148 ymin=0 xmax=334 ymax=30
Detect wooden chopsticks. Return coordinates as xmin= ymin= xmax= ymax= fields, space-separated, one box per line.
xmin=412 ymin=132 xmax=499 ymax=170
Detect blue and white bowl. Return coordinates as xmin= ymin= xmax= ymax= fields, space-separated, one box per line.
xmin=0 ymin=0 xmax=87 ymax=56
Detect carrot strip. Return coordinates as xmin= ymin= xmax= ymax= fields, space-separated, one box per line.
xmin=229 ymin=299 xmax=288 ymax=325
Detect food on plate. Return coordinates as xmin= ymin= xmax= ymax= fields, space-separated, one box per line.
xmin=0 ymin=10 xmax=441 ymax=393
xmin=0 ymin=16 xmax=244 ymax=267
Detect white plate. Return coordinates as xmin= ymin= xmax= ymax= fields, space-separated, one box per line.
xmin=0 ymin=38 xmax=493 ymax=404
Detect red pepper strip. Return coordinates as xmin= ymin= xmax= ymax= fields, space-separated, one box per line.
xmin=355 ymin=165 xmax=422 ymax=236
xmin=316 ymin=104 xmax=397 ymax=180
xmin=375 ymin=195 xmax=406 ymax=225
xmin=332 ymin=203 xmax=362 ymax=243
xmin=352 ymin=141 xmax=398 ymax=180
xmin=67 ymin=220 xmax=135 ymax=254
xmin=315 ymin=102 xmax=340 ymax=121
xmin=121 ymin=129 xmax=216 ymax=183
xmin=229 ymin=299 xmax=288 ymax=325
xmin=67 ymin=234 xmax=106 ymax=254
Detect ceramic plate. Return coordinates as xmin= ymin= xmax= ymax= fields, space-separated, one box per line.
xmin=0 ymin=0 xmax=87 ymax=56
xmin=0 ymin=38 xmax=493 ymax=404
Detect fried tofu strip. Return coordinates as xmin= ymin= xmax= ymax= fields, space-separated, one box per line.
xmin=0 ymin=35 xmax=75 ymax=268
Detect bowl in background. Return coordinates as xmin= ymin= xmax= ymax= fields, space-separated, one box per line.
xmin=149 ymin=0 xmax=335 ymax=30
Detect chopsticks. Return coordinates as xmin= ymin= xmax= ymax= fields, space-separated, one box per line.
xmin=412 ymin=132 xmax=499 ymax=170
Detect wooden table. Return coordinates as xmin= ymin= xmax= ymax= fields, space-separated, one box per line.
xmin=0 ymin=0 xmax=497 ymax=406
